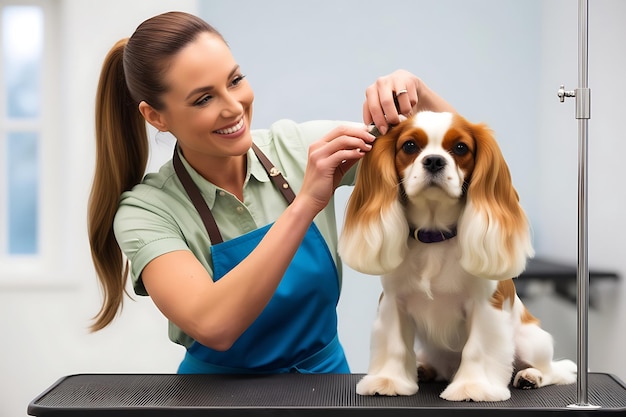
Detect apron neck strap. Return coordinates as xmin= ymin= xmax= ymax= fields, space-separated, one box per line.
xmin=250 ymin=143 xmax=296 ymax=204
xmin=172 ymin=143 xmax=295 ymax=244
xmin=173 ymin=146 xmax=223 ymax=243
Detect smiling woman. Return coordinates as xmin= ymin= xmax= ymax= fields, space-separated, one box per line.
xmin=137 ymin=32 xmax=256 ymax=191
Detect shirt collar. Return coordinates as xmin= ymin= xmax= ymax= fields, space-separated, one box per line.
xmin=248 ymin=145 xmax=272 ymax=184
xmin=174 ymin=146 xmax=271 ymax=209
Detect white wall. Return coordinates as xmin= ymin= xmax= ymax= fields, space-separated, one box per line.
xmin=2 ymin=1 xmax=625 ymax=416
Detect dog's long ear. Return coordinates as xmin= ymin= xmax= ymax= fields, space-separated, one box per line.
xmin=458 ymin=122 xmax=534 ymax=280
xmin=338 ymin=131 xmax=408 ymax=275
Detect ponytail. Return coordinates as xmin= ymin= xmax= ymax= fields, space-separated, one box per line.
xmin=88 ymin=38 xmax=149 ymax=331
xmin=88 ymin=12 xmax=225 ymax=331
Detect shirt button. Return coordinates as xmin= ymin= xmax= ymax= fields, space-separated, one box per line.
xmin=219 ymin=191 xmax=226 ymax=197
xmin=236 ymin=206 xmax=244 ymax=213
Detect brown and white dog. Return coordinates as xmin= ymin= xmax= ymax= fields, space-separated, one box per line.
xmin=338 ymin=111 xmax=576 ymax=401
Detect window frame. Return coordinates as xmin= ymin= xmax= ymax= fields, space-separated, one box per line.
xmin=0 ymin=0 xmax=65 ymax=287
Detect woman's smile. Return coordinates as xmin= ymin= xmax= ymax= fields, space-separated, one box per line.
xmin=214 ymin=118 xmax=245 ymax=137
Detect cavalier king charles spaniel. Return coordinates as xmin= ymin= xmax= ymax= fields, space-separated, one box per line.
xmin=338 ymin=111 xmax=576 ymax=401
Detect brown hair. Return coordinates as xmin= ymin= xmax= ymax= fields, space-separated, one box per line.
xmin=88 ymin=12 xmax=224 ymax=331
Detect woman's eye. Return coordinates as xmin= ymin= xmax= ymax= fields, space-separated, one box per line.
xmin=231 ymin=74 xmax=247 ymax=87
xmin=193 ymin=74 xmax=246 ymax=106
xmin=453 ymin=142 xmax=469 ymax=156
xmin=402 ymin=140 xmax=419 ymax=154
xmin=194 ymin=94 xmax=212 ymax=106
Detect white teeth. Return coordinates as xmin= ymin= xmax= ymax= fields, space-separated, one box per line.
xmin=215 ymin=119 xmax=244 ymax=135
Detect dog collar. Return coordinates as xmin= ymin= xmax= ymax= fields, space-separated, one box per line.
xmin=410 ymin=226 xmax=458 ymax=243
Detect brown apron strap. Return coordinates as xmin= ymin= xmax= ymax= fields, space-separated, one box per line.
xmin=173 ymin=147 xmax=224 ymax=244
xmin=250 ymin=143 xmax=296 ymax=204
xmin=172 ymin=144 xmax=295 ymax=244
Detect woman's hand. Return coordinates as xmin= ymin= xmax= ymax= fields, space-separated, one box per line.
xmin=296 ymin=124 xmax=375 ymax=216
xmin=363 ymin=69 xmax=455 ymax=135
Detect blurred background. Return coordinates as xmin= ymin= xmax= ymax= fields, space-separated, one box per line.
xmin=1 ymin=0 xmax=625 ymax=415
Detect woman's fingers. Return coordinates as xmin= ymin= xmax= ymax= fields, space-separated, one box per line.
xmin=298 ymin=125 xmax=375 ymax=212
xmin=363 ymin=69 xmax=420 ymax=134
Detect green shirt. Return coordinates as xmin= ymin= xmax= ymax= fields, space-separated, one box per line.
xmin=114 ymin=119 xmax=356 ymax=347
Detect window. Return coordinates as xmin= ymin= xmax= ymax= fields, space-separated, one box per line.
xmin=1 ymin=0 xmax=60 ymax=283
xmin=2 ymin=4 xmax=42 ymax=255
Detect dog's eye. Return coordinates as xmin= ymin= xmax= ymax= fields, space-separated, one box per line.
xmin=452 ymin=142 xmax=469 ymax=156
xmin=402 ymin=140 xmax=420 ymax=154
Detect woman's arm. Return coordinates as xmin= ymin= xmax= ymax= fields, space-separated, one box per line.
xmin=141 ymin=125 xmax=374 ymax=351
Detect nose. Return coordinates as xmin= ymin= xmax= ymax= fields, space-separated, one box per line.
xmin=423 ymin=155 xmax=446 ymax=173
xmin=221 ymin=91 xmax=244 ymax=116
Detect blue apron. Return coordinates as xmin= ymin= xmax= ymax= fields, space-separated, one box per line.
xmin=172 ymin=144 xmax=349 ymax=374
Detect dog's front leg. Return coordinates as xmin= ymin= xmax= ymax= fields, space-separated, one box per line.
xmin=440 ymin=302 xmax=515 ymax=402
xmin=356 ymin=293 xmax=418 ymax=396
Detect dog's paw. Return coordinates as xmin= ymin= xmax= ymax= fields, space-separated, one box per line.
xmin=513 ymin=368 xmax=543 ymax=389
xmin=417 ymin=364 xmax=439 ymax=382
xmin=440 ymin=380 xmax=511 ymax=402
xmin=356 ymin=374 xmax=418 ymax=396
xmin=514 ymin=360 xmax=577 ymax=388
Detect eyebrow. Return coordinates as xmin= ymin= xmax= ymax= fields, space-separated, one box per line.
xmin=185 ymin=65 xmax=241 ymax=101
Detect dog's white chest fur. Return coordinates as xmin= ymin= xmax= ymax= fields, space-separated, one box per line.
xmin=384 ymin=238 xmax=491 ymax=353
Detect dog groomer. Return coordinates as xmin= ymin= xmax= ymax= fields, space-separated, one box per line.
xmin=89 ymin=11 xmax=454 ymax=374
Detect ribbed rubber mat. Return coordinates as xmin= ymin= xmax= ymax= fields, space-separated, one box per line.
xmin=29 ymin=373 xmax=626 ymax=416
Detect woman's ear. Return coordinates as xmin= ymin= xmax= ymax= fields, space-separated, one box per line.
xmin=138 ymin=101 xmax=168 ymax=132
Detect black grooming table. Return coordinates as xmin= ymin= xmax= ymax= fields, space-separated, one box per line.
xmin=517 ymin=257 xmax=619 ymax=304
xmin=28 ymin=373 xmax=626 ymax=416
xmin=522 ymin=257 xmax=618 ymax=283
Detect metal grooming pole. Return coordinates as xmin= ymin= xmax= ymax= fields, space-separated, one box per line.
xmin=557 ymin=0 xmax=599 ymax=410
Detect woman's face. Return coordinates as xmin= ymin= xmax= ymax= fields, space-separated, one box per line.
xmin=156 ymin=32 xmax=254 ymax=163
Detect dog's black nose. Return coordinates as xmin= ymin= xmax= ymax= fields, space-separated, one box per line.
xmin=423 ymin=155 xmax=446 ymax=173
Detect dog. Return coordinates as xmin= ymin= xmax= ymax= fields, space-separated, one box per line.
xmin=338 ymin=111 xmax=576 ymax=401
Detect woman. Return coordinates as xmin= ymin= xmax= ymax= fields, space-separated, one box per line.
xmin=89 ymin=11 xmax=454 ymax=374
